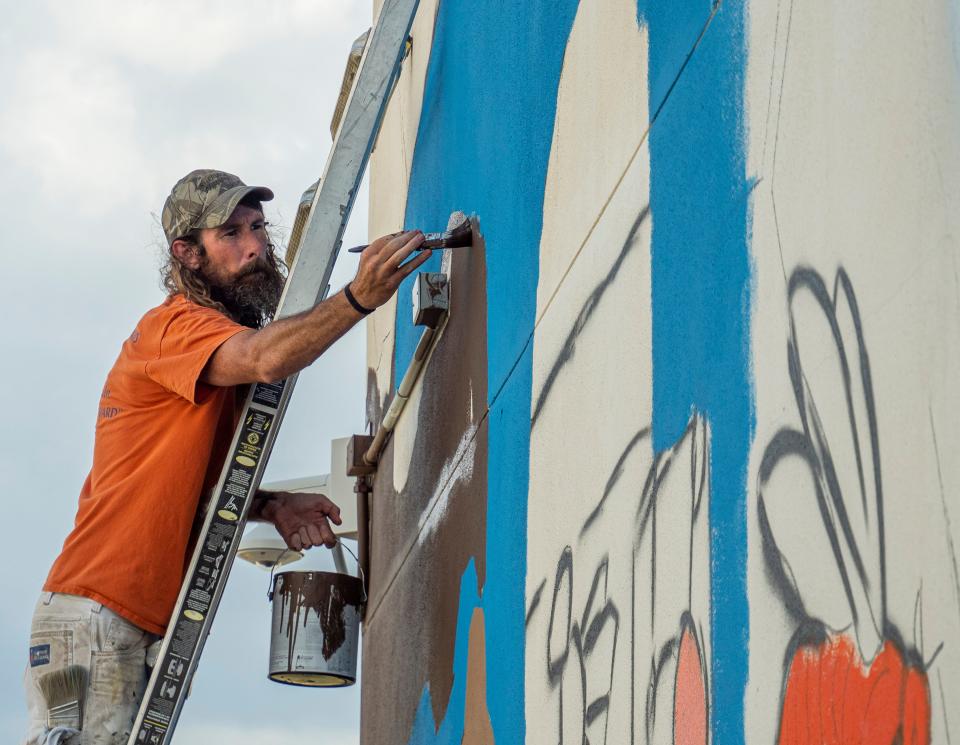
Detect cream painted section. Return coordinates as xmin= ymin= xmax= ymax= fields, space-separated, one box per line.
xmin=524 ymin=1 xmax=713 ymax=741
xmin=365 ymin=0 xmax=439 ymax=495
xmin=534 ymin=0 xmax=648 ymax=321
xmin=746 ymin=0 xmax=960 ymax=741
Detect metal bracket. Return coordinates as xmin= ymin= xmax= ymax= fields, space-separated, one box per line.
xmin=413 ymin=272 xmax=449 ymax=328
xmin=347 ymin=434 xmax=377 ymax=476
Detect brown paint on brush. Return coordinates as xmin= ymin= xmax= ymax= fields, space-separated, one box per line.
xmin=361 ymin=217 xmax=490 ymax=743
xmin=275 ymin=572 xmax=364 ymax=662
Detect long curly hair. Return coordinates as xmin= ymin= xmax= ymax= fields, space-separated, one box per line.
xmin=160 ymin=230 xmax=225 ymax=312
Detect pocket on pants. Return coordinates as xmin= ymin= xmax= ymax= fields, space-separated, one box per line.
xmin=30 ymin=625 xmax=77 ymax=671
xmin=26 ymin=612 xmax=92 ymax=739
xmin=85 ymin=646 xmax=149 ymax=745
xmin=98 ymin=608 xmax=148 ymax=654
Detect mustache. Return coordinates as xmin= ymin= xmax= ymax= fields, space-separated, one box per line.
xmin=234 ymin=256 xmax=274 ymax=281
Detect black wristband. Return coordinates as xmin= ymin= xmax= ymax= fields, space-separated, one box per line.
xmin=344 ymin=283 xmax=374 ymax=316
xmin=251 ymin=492 xmax=278 ymax=520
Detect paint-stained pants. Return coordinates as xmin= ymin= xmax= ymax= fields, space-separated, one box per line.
xmin=22 ymin=593 xmax=161 ymax=745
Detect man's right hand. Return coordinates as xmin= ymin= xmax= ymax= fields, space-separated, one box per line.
xmin=347 ymin=230 xmax=433 ymax=311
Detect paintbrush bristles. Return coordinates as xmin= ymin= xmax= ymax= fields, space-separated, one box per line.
xmin=346 ymin=213 xmax=474 ymax=253
xmin=442 ymin=218 xmax=472 ymax=247
xmin=39 ymin=665 xmax=88 ymax=729
xmin=421 ymin=217 xmax=473 ymax=249
xmin=39 ymin=664 xmax=88 ymax=707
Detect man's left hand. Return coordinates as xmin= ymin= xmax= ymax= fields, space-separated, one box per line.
xmin=260 ymin=492 xmax=342 ymax=550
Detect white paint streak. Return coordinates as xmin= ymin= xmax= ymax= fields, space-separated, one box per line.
xmin=469 ymin=380 xmax=474 ymax=423
xmin=416 ymin=425 xmax=477 ymax=546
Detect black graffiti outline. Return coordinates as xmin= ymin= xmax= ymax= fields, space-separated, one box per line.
xmin=758 ymin=265 xmax=942 ymax=743
xmin=533 ymin=411 xmax=710 ymax=745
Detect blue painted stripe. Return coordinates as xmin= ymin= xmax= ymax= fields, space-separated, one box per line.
xmin=406 ymin=560 xmax=481 ymax=745
xmin=639 ymin=2 xmax=754 ymax=744
xmin=399 ymin=2 xmax=579 ymax=743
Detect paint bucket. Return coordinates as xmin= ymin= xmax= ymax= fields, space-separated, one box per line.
xmin=268 ymin=548 xmax=365 ymax=687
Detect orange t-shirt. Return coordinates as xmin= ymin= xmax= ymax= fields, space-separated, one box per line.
xmin=45 ymin=295 xmax=248 ymax=635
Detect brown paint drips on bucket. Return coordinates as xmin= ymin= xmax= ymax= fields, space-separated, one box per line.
xmin=268 ymin=570 xmax=364 ymax=687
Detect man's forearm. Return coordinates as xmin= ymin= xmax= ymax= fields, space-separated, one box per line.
xmin=246 ymin=490 xmax=342 ymax=550
xmin=253 ymin=289 xmax=363 ymax=382
xmin=203 ymin=288 xmax=364 ymax=386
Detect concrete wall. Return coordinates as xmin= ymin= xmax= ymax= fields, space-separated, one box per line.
xmin=360 ymin=1 xmax=960 ymax=743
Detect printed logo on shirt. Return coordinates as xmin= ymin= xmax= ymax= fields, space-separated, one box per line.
xmin=29 ymin=644 xmax=51 ymax=667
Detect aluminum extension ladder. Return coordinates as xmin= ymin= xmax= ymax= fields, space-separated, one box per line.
xmin=128 ymin=1 xmax=421 ymax=741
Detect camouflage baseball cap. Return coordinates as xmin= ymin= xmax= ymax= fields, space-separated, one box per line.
xmin=161 ymin=169 xmax=274 ymax=245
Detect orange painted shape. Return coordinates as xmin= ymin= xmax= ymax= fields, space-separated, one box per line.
xmin=777 ymin=632 xmax=930 ymax=745
xmin=674 ymin=623 xmax=708 ymax=745
xmin=901 ymin=666 xmax=931 ymax=745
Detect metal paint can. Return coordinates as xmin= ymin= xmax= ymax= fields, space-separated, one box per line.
xmin=268 ymin=569 xmax=364 ymax=687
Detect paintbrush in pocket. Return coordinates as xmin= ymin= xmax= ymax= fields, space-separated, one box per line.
xmin=39 ymin=665 xmax=88 ymax=730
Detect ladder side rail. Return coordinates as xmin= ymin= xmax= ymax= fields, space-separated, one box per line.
xmin=280 ymin=0 xmax=423 ymax=318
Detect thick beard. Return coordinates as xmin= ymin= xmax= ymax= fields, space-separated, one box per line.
xmin=200 ymin=251 xmax=286 ymax=328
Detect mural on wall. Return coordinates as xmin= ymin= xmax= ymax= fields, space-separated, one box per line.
xmin=746 ymin=0 xmax=960 ymax=740
xmin=527 ymin=414 xmax=711 ymax=745
xmin=524 ymin=1 xmax=729 ymax=743
xmin=362 ymin=0 xmax=960 ymax=741
xmin=757 ymin=268 xmax=936 ymax=744
xmin=380 ymin=0 xmax=752 ymax=741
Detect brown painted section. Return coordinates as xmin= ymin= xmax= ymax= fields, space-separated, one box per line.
xmin=360 ymin=221 xmax=489 ymax=744
xmin=462 ymin=607 xmax=494 ymax=745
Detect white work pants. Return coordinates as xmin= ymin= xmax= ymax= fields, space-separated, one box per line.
xmin=22 ymin=592 xmax=160 ymax=745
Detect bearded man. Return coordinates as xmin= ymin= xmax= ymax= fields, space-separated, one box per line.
xmin=23 ymin=169 xmax=431 ymax=744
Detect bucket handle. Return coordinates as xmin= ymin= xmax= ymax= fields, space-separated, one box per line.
xmin=267 ymin=539 xmax=368 ymax=604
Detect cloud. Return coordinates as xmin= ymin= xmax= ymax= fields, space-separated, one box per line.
xmin=0 ymin=0 xmax=369 ymax=218
xmin=44 ymin=0 xmax=362 ymax=73
xmin=0 ymin=48 xmax=149 ymax=215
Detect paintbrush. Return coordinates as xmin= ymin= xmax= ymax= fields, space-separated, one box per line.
xmin=347 ymin=216 xmax=473 ymax=253
xmin=39 ymin=665 xmax=88 ymax=730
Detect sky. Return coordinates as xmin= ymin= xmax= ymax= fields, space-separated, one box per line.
xmin=0 ymin=1 xmax=378 ymax=741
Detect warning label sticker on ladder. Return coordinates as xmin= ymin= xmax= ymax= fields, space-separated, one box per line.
xmin=135 ymin=406 xmax=276 ymax=742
